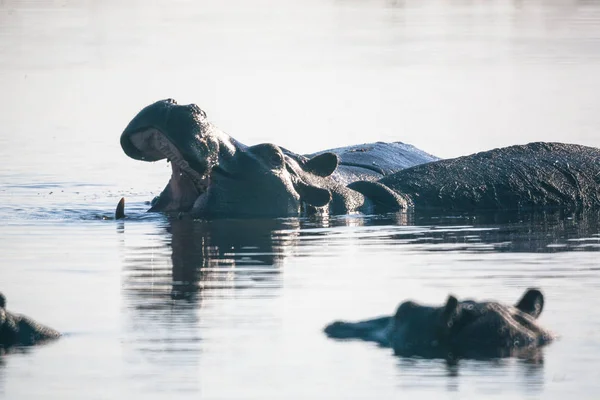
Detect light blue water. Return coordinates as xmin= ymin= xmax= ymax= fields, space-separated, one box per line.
xmin=1 ymin=1 xmax=600 ymax=399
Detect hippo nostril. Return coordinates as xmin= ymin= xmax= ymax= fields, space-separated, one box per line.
xmin=165 ymin=98 xmax=177 ymax=104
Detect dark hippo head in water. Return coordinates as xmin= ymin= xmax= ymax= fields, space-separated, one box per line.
xmin=325 ymin=288 xmax=553 ymax=360
xmin=121 ymin=99 xmax=339 ymax=217
xmin=0 ymin=292 xmax=60 ymax=352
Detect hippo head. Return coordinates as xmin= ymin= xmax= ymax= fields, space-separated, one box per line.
xmin=191 ymin=142 xmax=338 ymax=217
xmin=121 ymin=99 xmax=338 ymax=217
xmin=388 ymin=288 xmax=549 ymax=358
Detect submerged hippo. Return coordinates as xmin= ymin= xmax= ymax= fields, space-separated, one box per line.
xmin=0 ymin=292 xmax=60 ymax=352
xmin=121 ymin=99 xmax=600 ymax=218
xmin=324 ymin=288 xmax=553 ymax=360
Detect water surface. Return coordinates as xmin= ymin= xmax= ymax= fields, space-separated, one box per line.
xmin=1 ymin=0 xmax=600 ymax=399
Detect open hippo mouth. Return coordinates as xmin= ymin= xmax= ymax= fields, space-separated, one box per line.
xmin=121 ymin=99 xmax=238 ymax=213
xmin=129 ymin=128 xmax=211 ymax=212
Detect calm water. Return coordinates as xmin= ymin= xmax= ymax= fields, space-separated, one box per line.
xmin=1 ymin=0 xmax=600 ymax=399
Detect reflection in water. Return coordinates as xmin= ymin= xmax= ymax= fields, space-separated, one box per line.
xmin=121 ymin=209 xmax=600 ymax=309
xmin=0 ymin=356 xmax=4 ymax=394
xmin=115 ymin=209 xmax=599 ymax=396
xmin=408 ymin=209 xmax=600 ymax=253
xmin=123 ymin=216 xmax=301 ymax=306
xmin=286 ymin=209 xmax=600 ymax=257
xmin=121 ymin=209 xmax=599 ymax=312
xmin=120 ymin=217 xmax=301 ymax=392
xmin=121 ymin=217 xmax=301 ymax=358
xmin=396 ymin=356 xmax=545 ymax=394
xmin=121 ymin=208 xmax=599 ymax=319
xmin=327 ymin=209 xmax=600 ymax=253
xmin=168 ymin=217 xmax=302 ymax=300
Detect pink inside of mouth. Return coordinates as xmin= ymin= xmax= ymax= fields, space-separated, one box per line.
xmin=130 ymin=128 xmax=210 ymax=211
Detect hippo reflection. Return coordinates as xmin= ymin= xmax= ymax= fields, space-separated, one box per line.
xmin=0 ymin=292 xmax=60 ymax=352
xmin=121 ymin=217 xmax=302 ymax=305
xmin=324 ymin=289 xmax=554 ymax=360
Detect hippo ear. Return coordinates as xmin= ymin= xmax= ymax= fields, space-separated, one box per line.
xmin=303 ymin=153 xmax=339 ymax=177
xmin=515 ymin=288 xmax=544 ymax=318
xmin=0 ymin=292 xmax=5 ymax=309
xmin=438 ymin=295 xmax=460 ymax=337
xmin=347 ymin=181 xmax=407 ymax=212
xmin=295 ymin=180 xmax=332 ymax=207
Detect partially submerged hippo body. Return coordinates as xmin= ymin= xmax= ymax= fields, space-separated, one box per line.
xmin=324 ymin=289 xmax=553 ymax=360
xmin=306 ymin=142 xmax=440 ymax=184
xmin=380 ymin=142 xmax=600 ymax=211
xmin=121 ymin=99 xmax=600 ymax=218
xmin=0 ymin=293 xmax=60 ymax=352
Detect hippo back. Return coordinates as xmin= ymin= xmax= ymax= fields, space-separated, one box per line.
xmin=379 ymin=142 xmax=600 ymax=211
xmin=308 ymin=141 xmax=440 ymax=184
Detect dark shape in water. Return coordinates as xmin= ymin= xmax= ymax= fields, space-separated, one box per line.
xmin=324 ymin=288 xmax=554 ymax=360
xmin=122 ymin=216 xmax=295 ymax=306
xmin=380 ymin=142 xmax=600 ymax=211
xmin=115 ymin=197 xmax=125 ymax=220
xmin=0 ymin=292 xmax=60 ymax=353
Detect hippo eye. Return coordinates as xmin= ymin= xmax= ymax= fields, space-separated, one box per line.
xmin=269 ymin=152 xmax=283 ymax=168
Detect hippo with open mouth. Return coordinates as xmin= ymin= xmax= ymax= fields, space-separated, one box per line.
xmin=324 ymin=288 xmax=554 ymax=360
xmin=121 ymin=99 xmax=600 ymax=218
xmin=121 ymin=99 xmax=343 ymax=217
xmin=120 ymin=99 xmax=436 ymax=217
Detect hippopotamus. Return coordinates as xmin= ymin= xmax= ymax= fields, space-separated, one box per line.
xmin=324 ymin=288 xmax=554 ymax=360
xmin=380 ymin=142 xmax=600 ymax=211
xmin=0 ymin=292 xmax=60 ymax=352
xmin=120 ymin=99 xmax=437 ymax=217
xmin=120 ymin=99 xmax=600 ymax=218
